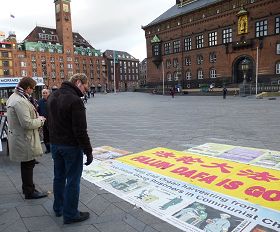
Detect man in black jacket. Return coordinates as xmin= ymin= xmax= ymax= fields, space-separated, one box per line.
xmin=47 ymin=73 xmax=93 ymax=224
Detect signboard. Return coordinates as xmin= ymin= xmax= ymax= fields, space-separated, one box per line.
xmin=0 ymin=77 xmax=45 ymax=88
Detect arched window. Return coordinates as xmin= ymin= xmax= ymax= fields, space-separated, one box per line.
xmin=174 ymin=71 xmax=178 ymax=81
xmin=173 ymin=58 xmax=179 ymax=68
xmin=167 ymin=72 xmax=172 ymax=81
xmin=210 ymin=68 xmax=217 ymax=78
xmin=197 ymin=54 xmax=203 ymax=65
xmin=197 ymin=69 xmax=203 ymax=79
xmin=185 ymin=70 xmax=191 ymax=80
xmin=276 ymin=61 xmax=280 ymax=74
xmin=166 ymin=59 xmax=171 ymax=68
xmin=209 ymin=52 xmax=217 ymax=63
xmin=185 ymin=56 xmax=191 ymax=66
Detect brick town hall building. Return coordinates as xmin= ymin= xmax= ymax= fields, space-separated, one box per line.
xmin=142 ymin=0 xmax=280 ymax=90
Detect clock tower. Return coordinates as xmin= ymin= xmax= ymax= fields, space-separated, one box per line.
xmin=54 ymin=0 xmax=74 ymax=54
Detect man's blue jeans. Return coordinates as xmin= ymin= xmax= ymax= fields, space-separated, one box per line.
xmin=51 ymin=144 xmax=83 ymax=220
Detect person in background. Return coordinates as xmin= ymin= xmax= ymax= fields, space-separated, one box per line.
xmin=6 ymin=77 xmax=48 ymax=199
xmin=170 ymin=87 xmax=175 ymax=98
xmin=47 ymin=73 xmax=93 ymax=224
xmin=37 ymin=89 xmax=50 ymax=153
xmin=223 ymin=87 xmax=228 ymax=99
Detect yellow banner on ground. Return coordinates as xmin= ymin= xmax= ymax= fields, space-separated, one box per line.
xmin=117 ymin=147 xmax=280 ymax=211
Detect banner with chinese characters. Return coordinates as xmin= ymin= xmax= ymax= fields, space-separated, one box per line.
xmin=117 ymin=148 xmax=280 ymax=211
xmin=82 ymin=159 xmax=280 ymax=232
xmin=186 ymin=143 xmax=280 ymax=170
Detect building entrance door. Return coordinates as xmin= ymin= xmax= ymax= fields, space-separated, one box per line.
xmin=232 ymin=56 xmax=254 ymax=84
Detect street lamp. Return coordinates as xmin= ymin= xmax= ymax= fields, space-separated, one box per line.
xmin=176 ymin=65 xmax=182 ymax=93
xmin=241 ymin=58 xmax=249 ymax=84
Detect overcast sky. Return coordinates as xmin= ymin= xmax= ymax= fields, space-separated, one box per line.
xmin=0 ymin=0 xmax=175 ymax=61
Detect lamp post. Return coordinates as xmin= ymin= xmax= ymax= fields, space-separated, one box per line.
xmin=241 ymin=58 xmax=249 ymax=84
xmin=241 ymin=58 xmax=250 ymax=96
xmin=176 ymin=65 xmax=182 ymax=93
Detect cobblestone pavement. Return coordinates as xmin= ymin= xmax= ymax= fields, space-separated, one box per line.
xmin=0 ymin=93 xmax=279 ymax=232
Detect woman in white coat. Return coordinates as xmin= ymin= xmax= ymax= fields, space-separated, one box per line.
xmin=6 ymin=77 xmax=48 ymax=199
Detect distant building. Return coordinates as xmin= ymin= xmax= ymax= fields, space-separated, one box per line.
xmin=139 ymin=58 xmax=147 ymax=87
xmin=103 ymin=50 xmax=139 ymax=91
xmin=1 ymin=0 xmax=107 ymax=92
xmin=142 ymin=0 xmax=280 ymax=89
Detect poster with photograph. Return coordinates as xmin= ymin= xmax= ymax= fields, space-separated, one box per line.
xmin=171 ymin=202 xmax=246 ymax=232
xmin=184 ymin=143 xmax=280 ymax=170
xmin=83 ymin=148 xmax=280 ymax=232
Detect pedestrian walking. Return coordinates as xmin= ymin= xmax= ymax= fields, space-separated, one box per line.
xmin=170 ymin=87 xmax=175 ymax=98
xmin=6 ymin=77 xmax=48 ymax=199
xmin=47 ymin=73 xmax=93 ymax=224
xmin=223 ymin=87 xmax=227 ymax=99
xmin=37 ymin=89 xmax=50 ymax=153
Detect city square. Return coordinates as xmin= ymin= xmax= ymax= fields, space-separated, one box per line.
xmin=0 ymin=93 xmax=279 ymax=232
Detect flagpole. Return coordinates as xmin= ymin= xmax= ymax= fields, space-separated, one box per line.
xmin=256 ymin=46 xmax=259 ymax=97
xmin=162 ymin=61 xmax=165 ymax=95
xmin=113 ymin=51 xmax=116 ymax=94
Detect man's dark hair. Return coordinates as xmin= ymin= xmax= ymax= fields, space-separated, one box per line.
xmin=18 ymin=77 xmax=37 ymax=90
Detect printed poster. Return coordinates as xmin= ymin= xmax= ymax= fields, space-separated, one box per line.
xmin=82 ymin=158 xmax=280 ymax=232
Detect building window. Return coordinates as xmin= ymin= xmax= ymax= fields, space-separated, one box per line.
xmin=222 ymin=28 xmax=232 ymax=44
xmin=184 ymin=37 xmax=192 ymax=51
xmin=276 ymin=62 xmax=280 ymax=74
xmin=167 ymin=72 xmax=172 ymax=81
xmin=164 ymin=42 xmax=171 ymax=55
xmin=197 ymin=55 xmax=203 ymax=65
xmin=197 ymin=69 xmax=203 ymax=79
xmin=51 ymin=71 xmax=56 ymax=79
xmin=196 ymin=34 xmax=204 ymax=49
xmin=20 ymin=61 xmax=27 ymax=67
xmin=32 ymin=70 xmax=37 ymax=77
xmin=276 ymin=17 xmax=279 ymax=34
xmin=209 ymin=52 xmax=217 ymax=63
xmin=173 ymin=40 xmax=181 ymax=53
xmin=185 ymin=56 xmax=191 ymax=66
xmin=60 ymin=71 xmax=65 ymax=79
xmin=2 ymin=61 xmax=9 ymax=67
xmin=174 ymin=71 xmax=178 ymax=81
xmin=1 ymin=52 xmax=9 ymax=57
xmin=256 ymin=20 xmax=268 ymax=37
xmin=210 ymin=68 xmax=217 ymax=78
xmin=208 ymin=31 xmax=217 ymax=46
xmin=185 ymin=70 xmax=191 ymax=80
xmin=3 ymin=69 xmax=10 ymax=75
xmin=21 ymin=70 xmax=27 ymax=77
xmin=152 ymin=44 xmax=160 ymax=56
xmin=166 ymin=59 xmax=171 ymax=68
xmin=277 ymin=44 xmax=280 ymax=54
xmin=173 ymin=58 xmax=179 ymax=68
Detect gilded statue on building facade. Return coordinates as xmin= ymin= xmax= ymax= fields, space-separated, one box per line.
xmin=237 ymin=7 xmax=248 ymax=35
